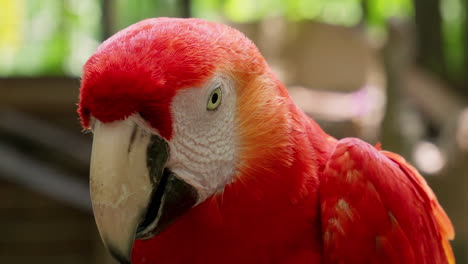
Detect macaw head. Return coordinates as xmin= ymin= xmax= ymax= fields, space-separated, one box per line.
xmin=79 ymin=18 xmax=292 ymax=263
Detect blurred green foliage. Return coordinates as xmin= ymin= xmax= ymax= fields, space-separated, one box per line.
xmin=366 ymin=0 xmax=413 ymax=25
xmin=0 ymin=0 xmax=101 ymax=76
xmin=115 ymin=0 xmax=182 ymax=30
xmin=0 ymin=0 xmax=465 ymax=79
xmin=441 ymin=0 xmax=465 ymax=80
xmin=192 ymin=0 xmax=413 ymax=26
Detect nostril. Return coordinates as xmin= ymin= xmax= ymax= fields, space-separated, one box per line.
xmin=138 ymin=111 xmax=147 ymax=120
xmin=78 ymin=107 xmax=91 ymax=128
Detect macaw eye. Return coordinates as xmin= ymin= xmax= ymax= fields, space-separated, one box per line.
xmin=207 ymin=87 xmax=222 ymax=110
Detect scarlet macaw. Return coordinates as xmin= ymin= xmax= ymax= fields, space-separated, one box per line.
xmin=78 ymin=18 xmax=454 ymax=264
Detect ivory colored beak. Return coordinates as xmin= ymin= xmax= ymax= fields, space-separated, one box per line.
xmin=90 ymin=119 xmax=154 ymax=263
xmin=89 ymin=118 xmax=198 ymax=264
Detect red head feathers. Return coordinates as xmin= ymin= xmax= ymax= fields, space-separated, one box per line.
xmin=78 ymin=18 xmax=265 ymax=139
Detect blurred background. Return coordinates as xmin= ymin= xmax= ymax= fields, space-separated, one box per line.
xmin=0 ymin=0 xmax=467 ymax=263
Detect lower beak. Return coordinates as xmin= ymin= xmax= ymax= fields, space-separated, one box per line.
xmin=90 ymin=119 xmax=198 ymax=263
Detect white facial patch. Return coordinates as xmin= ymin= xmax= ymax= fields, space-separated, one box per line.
xmin=166 ymin=77 xmax=237 ymax=203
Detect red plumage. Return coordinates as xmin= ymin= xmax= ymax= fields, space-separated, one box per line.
xmin=321 ymin=139 xmax=454 ymax=263
xmin=79 ymin=18 xmax=454 ymax=264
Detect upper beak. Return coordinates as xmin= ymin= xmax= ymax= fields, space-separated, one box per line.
xmin=89 ymin=118 xmax=198 ymax=263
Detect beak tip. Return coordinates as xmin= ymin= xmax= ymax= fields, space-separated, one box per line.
xmin=109 ymin=245 xmax=132 ymax=264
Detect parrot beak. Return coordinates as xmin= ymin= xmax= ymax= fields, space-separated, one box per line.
xmin=89 ymin=118 xmax=198 ymax=264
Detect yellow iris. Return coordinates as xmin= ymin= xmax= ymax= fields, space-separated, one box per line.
xmin=207 ymin=87 xmax=222 ymax=110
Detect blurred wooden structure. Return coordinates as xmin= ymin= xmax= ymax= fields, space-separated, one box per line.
xmin=0 ymin=78 xmax=114 ymax=263
xmin=0 ymin=182 xmax=101 ymax=264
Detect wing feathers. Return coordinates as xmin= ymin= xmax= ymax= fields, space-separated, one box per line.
xmin=320 ymin=138 xmax=454 ymax=264
xmin=383 ymin=151 xmax=455 ymax=263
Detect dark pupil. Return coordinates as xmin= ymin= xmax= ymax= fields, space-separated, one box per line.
xmin=211 ymin=93 xmax=218 ymax=104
